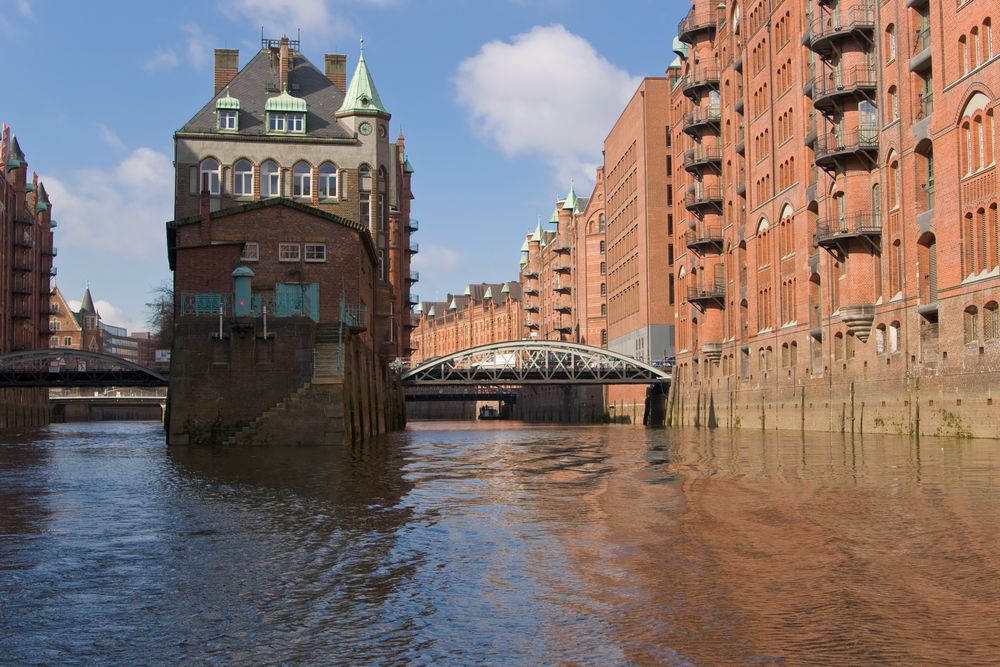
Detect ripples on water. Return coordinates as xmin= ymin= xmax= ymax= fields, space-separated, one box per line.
xmin=1 ymin=420 xmax=999 ymax=665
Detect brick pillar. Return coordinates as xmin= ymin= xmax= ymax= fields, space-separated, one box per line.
xmin=324 ymin=54 xmax=346 ymax=90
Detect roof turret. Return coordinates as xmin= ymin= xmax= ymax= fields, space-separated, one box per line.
xmin=80 ymin=287 xmax=99 ymax=317
xmin=7 ymin=136 xmax=24 ymax=168
xmin=216 ymin=88 xmax=241 ymax=110
xmin=265 ymin=85 xmax=308 ymax=112
xmin=562 ymin=183 xmax=578 ymax=211
xmin=336 ymin=40 xmax=389 ymax=117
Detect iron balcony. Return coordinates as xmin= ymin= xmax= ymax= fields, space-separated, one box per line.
xmin=555 ymin=325 xmax=573 ymax=334
xmin=554 ymin=284 xmax=572 ymax=294
xmin=681 ymin=67 xmax=720 ymax=100
xmin=677 ymin=7 xmax=719 ymax=43
xmin=814 ymin=126 xmax=878 ymax=167
xmin=555 ymin=304 xmax=572 ymax=314
xmin=682 ymin=106 xmax=721 ymax=136
xmin=524 ymin=318 xmax=539 ymax=329
xmin=524 ymin=286 xmax=539 ymax=295
xmin=683 ymin=147 xmax=722 ymax=173
xmin=406 ymin=241 xmax=419 ymax=254
xmin=815 ymin=212 xmax=882 ymax=247
xmin=684 ymin=186 xmax=723 ymax=213
xmin=684 ymin=226 xmax=724 ymax=254
xmin=407 ymin=293 xmax=419 ymax=306
xmin=524 ymin=303 xmax=539 ymax=313
xmin=523 ymin=270 xmax=539 ymax=279
xmin=553 ymin=261 xmax=571 ymax=274
xmin=686 ymin=280 xmax=726 ymax=306
xmin=808 ymin=5 xmax=875 ymax=56
xmin=406 ymin=218 xmax=419 ymax=231
xmin=812 ymin=66 xmax=877 ymax=110
xmin=407 ymin=270 xmax=419 ymax=283
xmin=13 ymin=235 xmax=33 ymax=249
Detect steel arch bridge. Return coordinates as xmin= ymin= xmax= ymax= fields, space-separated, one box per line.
xmin=0 ymin=349 xmax=168 ymax=387
xmin=402 ymin=340 xmax=671 ymax=386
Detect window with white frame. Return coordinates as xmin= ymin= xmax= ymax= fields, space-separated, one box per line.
xmin=219 ymin=109 xmax=238 ymax=131
xmin=279 ymin=243 xmax=300 ymax=262
xmin=49 ymin=336 xmax=58 ymax=347
xmin=293 ymin=162 xmax=311 ymax=198
xmin=261 ymin=160 xmax=280 ymax=198
xmin=63 ymin=336 xmax=72 ymax=346
xmin=50 ymin=320 xmax=60 ymax=331
xmin=304 ymin=243 xmax=327 ymax=262
xmin=289 ymin=113 xmax=304 ymax=132
xmin=268 ymin=113 xmax=286 ymax=132
xmin=234 ymin=159 xmax=253 ymax=197
xmin=318 ymin=163 xmax=338 ymax=199
xmin=241 ymin=241 xmax=259 ymax=261
xmin=199 ymin=158 xmax=221 ymax=195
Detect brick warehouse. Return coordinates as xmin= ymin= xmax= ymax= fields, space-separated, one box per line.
xmin=0 ymin=122 xmax=56 ymax=428
xmin=669 ymin=0 xmax=1000 ymax=438
xmin=166 ymin=36 xmax=414 ymax=445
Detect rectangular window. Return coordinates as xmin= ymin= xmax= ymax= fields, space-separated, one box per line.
xmin=49 ymin=336 xmax=59 ymax=347
xmin=240 ymin=242 xmax=260 ymax=262
xmin=219 ymin=110 xmax=237 ymax=130
xmin=289 ymin=113 xmax=304 ymax=133
xmin=304 ymin=243 xmax=327 ymax=262
xmin=64 ymin=336 xmax=72 ymax=346
xmin=278 ymin=243 xmax=300 ymax=262
xmin=268 ymin=113 xmax=286 ymax=132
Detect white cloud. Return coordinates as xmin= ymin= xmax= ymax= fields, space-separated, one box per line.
xmin=455 ymin=24 xmax=641 ymax=186
xmin=227 ymin=0 xmax=350 ymax=39
xmin=182 ymin=24 xmax=211 ymax=68
xmin=42 ymin=147 xmax=173 ymax=261
xmin=411 ymin=243 xmax=463 ymax=284
xmin=16 ymin=0 xmax=32 ymax=16
xmin=67 ymin=299 xmax=147 ymax=335
xmin=144 ymin=49 xmax=179 ymax=71
xmin=97 ymin=124 xmax=125 ymax=150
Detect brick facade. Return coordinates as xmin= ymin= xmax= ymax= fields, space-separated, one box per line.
xmin=668 ymin=0 xmax=1000 ymax=438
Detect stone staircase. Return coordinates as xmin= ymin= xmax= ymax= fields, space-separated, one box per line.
xmin=221 ymin=324 xmax=347 ymax=446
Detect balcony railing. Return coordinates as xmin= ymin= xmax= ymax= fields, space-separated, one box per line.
xmin=814 ymin=126 xmax=878 ymax=165
xmin=555 ymin=304 xmax=572 ymax=314
xmin=917 ymin=91 xmax=934 ymax=119
xmin=554 ymin=284 xmax=572 ymax=294
xmin=678 ymin=8 xmax=720 ymax=43
xmin=681 ymin=67 xmax=720 ymax=99
xmin=524 ymin=286 xmax=539 ymax=295
xmin=406 ymin=218 xmax=419 ymax=231
xmin=523 ymin=270 xmax=539 ymax=279
xmin=407 ymin=270 xmax=419 ymax=282
xmin=812 ymin=66 xmax=877 ymax=108
xmin=407 ymin=293 xmax=419 ymax=306
xmin=912 ymin=26 xmax=930 ymax=55
xmin=683 ymin=146 xmax=722 ymax=172
xmin=407 ymin=241 xmax=419 ymax=254
xmin=524 ymin=303 xmax=539 ymax=313
xmin=684 ymin=186 xmax=723 ymax=212
xmin=815 ymin=212 xmax=882 ymax=246
xmin=684 ymin=226 xmax=724 ymax=253
xmin=41 ymin=246 xmax=57 ymax=257
xmin=686 ymin=280 xmax=726 ymax=304
xmin=682 ymin=106 xmax=721 ymax=135
xmin=553 ymin=261 xmax=571 ymax=273
xmin=524 ymin=318 xmax=539 ymax=329
xmin=808 ymin=5 xmax=875 ymax=54
xmin=13 ymin=235 xmax=33 ymax=248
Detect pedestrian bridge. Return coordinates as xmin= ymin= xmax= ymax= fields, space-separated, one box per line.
xmin=402 ymin=340 xmax=671 ymax=386
xmin=0 ymin=349 xmax=168 ymax=387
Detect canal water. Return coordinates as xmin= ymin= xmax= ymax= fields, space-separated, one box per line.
xmin=2 ymin=421 xmax=999 ymax=665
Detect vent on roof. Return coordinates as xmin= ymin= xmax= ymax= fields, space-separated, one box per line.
xmin=265 ymin=83 xmax=280 ymax=92
xmin=291 ymin=84 xmax=300 ymax=92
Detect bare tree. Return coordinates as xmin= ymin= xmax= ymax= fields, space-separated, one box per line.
xmin=146 ymin=282 xmax=174 ymax=350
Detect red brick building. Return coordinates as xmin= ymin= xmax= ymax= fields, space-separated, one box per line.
xmin=410 ymin=282 xmax=523 ymax=362
xmin=0 ymin=122 xmax=56 ymax=427
xmin=669 ymin=0 xmax=1000 ymax=438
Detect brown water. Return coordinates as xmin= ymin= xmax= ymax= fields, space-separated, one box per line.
xmin=1 ymin=421 xmax=998 ymax=665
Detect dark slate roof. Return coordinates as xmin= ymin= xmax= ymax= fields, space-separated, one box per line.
xmin=178 ymin=49 xmax=354 ymax=140
xmin=80 ymin=287 xmax=98 ymax=316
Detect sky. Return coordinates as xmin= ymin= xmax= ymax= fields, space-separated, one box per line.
xmin=1 ymin=0 xmax=686 ymax=333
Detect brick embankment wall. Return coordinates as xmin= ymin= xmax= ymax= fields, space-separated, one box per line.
xmin=513 ymin=385 xmax=609 ymax=423
xmin=0 ymin=388 xmax=49 ymax=429
xmin=672 ymin=371 xmax=999 ymax=439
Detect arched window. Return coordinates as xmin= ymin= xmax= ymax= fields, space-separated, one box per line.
xmin=875 ymin=324 xmax=886 ymax=354
xmin=971 ymin=27 xmax=981 ymax=69
xmin=233 ymin=159 xmax=253 ymax=197
xmin=261 ymin=160 xmax=280 ymax=198
xmin=600 ymin=283 xmax=606 ymax=297
xmin=985 ymin=301 xmax=999 ymax=340
xmin=885 ymin=24 xmax=896 ymax=62
xmin=887 ymin=86 xmax=898 ymax=122
xmin=985 ymin=18 xmax=994 ymax=60
xmin=318 ymin=163 xmax=338 ymax=199
xmin=358 ymin=164 xmax=372 ymax=192
xmin=964 ymin=306 xmax=979 ymax=344
xmin=960 ymin=36 xmax=969 ymax=74
xmin=965 ymin=212 xmax=977 ymax=275
xmin=600 ymin=261 xmax=606 ymax=276
xmin=293 ymin=161 xmax=311 ymax=198
xmin=789 ymin=340 xmax=797 ymax=367
xmin=600 ymin=329 xmax=608 ymax=346
xmin=888 ymin=154 xmax=900 ymax=208
xmin=990 ymin=204 xmax=999 ymax=270
xmin=889 ymin=321 xmax=900 ymax=353
xmin=199 ymin=158 xmax=220 ymax=195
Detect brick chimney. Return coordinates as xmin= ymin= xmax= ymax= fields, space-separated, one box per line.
xmin=214 ymin=49 xmax=239 ymax=94
xmin=279 ymin=36 xmax=289 ymax=90
xmin=324 ymin=54 xmax=347 ymax=90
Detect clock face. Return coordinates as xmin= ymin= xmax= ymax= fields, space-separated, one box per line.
xmin=359 ymin=122 xmax=372 ymax=136
xmin=377 ymin=124 xmax=386 ymax=138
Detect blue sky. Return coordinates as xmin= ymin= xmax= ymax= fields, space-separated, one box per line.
xmin=1 ymin=0 xmax=685 ymax=332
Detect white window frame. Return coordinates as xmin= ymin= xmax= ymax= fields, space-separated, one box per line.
xmin=261 ymin=161 xmax=280 ymax=198
xmin=268 ymin=113 xmax=286 ymax=132
xmin=218 ymin=110 xmax=237 ymax=131
xmin=289 ymin=113 xmax=305 ymax=133
xmin=240 ymin=241 xmax=260 ymax=262
xmin=50 ymin=320 xmax=60 ymax=331
xmin=304 ymin=243 xmax=327 ymax=262
xmin=278 ymin=243 xmax=301 ymax=262
xmin=318 ymin=164 xmax=338 ymax=199
xmin=199 ymin=159 xmax=221 ymax=196
xmin=49 ymin=336 xmax=59 ymax=347
xmin=293 ymin=163 xmax=312 ymax=198
xmin=234 ymin=160 xmax=253 ymax=197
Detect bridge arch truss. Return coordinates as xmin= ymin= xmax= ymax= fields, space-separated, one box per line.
xmin=0 ymin=349 xmax=169 ymax=387
xmin=402 ymin=340 xmax=671 ymax=386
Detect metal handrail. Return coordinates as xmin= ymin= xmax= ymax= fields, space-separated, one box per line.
xmin=815 ymin=126 xmax=878 ymax=159
xmin=815 ymin=211 xmax=882 ymax=241
xmin=813 ymin=65 xmax=877 ymax=99
xmin=684 ymin=226 xmax=724 ymax=246
xmin=810 ymin=5 xmax=875 ymax=43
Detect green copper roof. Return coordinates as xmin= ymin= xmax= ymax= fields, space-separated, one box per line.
xmin=427 ymin=305 xmax=435 ymax=316
xmin=403 ymin=157 xmax=414 ymax=174
xmin=483 ymin=287 xmax=493 ymax=300
xmin=520 ymin=238 xmax=529 ymax=252
xmin=231 ymin=266 xmax=255 ymax=277
xmin=501 ymin=283 xmax=510 ymax=294
xmin=530 ymin=222 xmax=543 ymax=242
xmin=562 ymin=183 xmax=578 ymax=211
xmin=336 ymin=45 xmax=389 ymax=117
xmin=669 ymin=56 xmax=682 ymax=70
xmin=216 ymin=89 xmax=240 ymax=110
xmin=449 ymin=298 xmax=457 ymax=310
xmin=265 ymin=86 xmax=307 ymax=112
xmin=673 ymin=37 xmax=688 ymax=59
xmin=549 ymin=207 xmax=559 ymax=223
xmin=463 ymin=285 xmax=472 ymax=295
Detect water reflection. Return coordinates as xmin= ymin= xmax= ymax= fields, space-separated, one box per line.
xmin=1 ymin=421 xmax=998 ymax=665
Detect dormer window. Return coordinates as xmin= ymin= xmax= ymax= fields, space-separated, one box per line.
xmin=215 ymin=89 xmax=240 ymax=132
xmin=265 ymin=87 xmax=308 ymax=134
